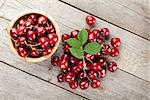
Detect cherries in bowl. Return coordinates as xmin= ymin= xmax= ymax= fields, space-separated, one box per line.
xmin=7 ymin=10 xmax=60 ymax=62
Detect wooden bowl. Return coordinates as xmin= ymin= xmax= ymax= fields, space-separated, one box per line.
xmin=6 ymin=9 xmax=61 ymax=62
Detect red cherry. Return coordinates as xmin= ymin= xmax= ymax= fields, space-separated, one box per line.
xmin=42 ymin=47 xmax=52 ymax=56
xmin=91 ymin=62 xmax=102 ymax=71
xmin=36 ymin=26 xmax=46 ymax=36
xmin=63 ymin=44 xmax=70 ymax=52
xmin=101 ymin=44 xmax=111 ymax=55
xmin=91 ymin=79 xmax=101 ymax=88
xmin=86 ymin=63 xmax=92 ymax=71
xmin=108 ymin=62 xmax=117 ymax=72
xmin=85 ymin=16 xmax=96 ymax=26
xmin=17 ymin=36 xmax=26 ymax=45
xmin=57 ymin=74 xmax=64 ymax=82
xmin=77 ymin=60 xmax=84 ymax=70
xmin=28 ymin=14 xmax=37 ymax=22
xmin=47 ymin=33 xmax=58 ymax=45
xmin=17 ymin=26 xmax=27 ymax=36
xmin=29 ymin=49 xmax=39 ymax=57
xmin=71 ymin=30 xmax=79 ymax=38
xmin=38 ymin=37 xmax=50 ymax=49
xmin=79 ymin=79 xmax=90 ymax=90
xmin=85 ymin=53 xmax=94 ymax=62
xmin=18 ymin=18 xmax=26 ymax=26
xmin=85 ymin=29 xmax=91 ymax=34
xmin=46 ymin=24 xmax=55 ymax=33
xmin=88 ymin=32 xmax=96 ymax=42
xmin=91 ymin=29 xmax=100 ymax=36
xmin=10 ymin=28 xmax=18 ymax=39
xmin=77 ymin=72 xmax=85 ymax=79
xmin=70 ymin=56 xmax=77 ymax=64
xmin=51 ymin=56 xmax=59 ymax=66
xmin=99 ymin=57 xmax=107 ymax=67
xmin=37 ymin=16 xmax=47 ymax=25
xmin=100 ymin=28 xmax=110 ymax=38
xmin=110 ymin=48 xmax=119 ymax=57
xmin=111 ymin=38 xmax=121 ymax=48
xmin=96 ymin=37 xmax=104 ymax=44
xmin=25 ymin=20 xmax=34 ymax=27
xmin=17 ymin=47 xmax=28 ymax=57
xmin=59 ymin=60 xmax=69 ymax=73
xmin=26 ymin=30 xmax=37 ymax=41
xmin=61 ymin=54 xmax=69 ymax=60
xmin=87 ymin=70 xmax=97 ymax=79
xmin=94 ymin=52 xmax=101 ymax=58
xmin=64 ymin=72 xmax=75 ymax=82
xmin=62 ymin=34 xmax=70 ymax=42
xmin=72 ymin=66 xmax=81 ymax=74
xmin=97 ymin=69 xmax=106 ymax=78
xmin=69 ymin=80 xmax=78 ymax=89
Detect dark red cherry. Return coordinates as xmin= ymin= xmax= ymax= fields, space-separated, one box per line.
xmin=28 ymin=14 xmax=37 ymax=22
xmin=29 ymin=48 xmax=40 ymax=57
xmin=26 ymin=30 xmax=37 ymax=41
xmin=108 ymin=62 xmax=117 ymax=72
xmin=91 ymin=29 xmax=100 ymax=36
xmin=17 ymin=26 xmax=27 ymax=36
xmin=42 ymin=47 xmax=52 ymax=56
xmin=47 ymin=33 xmax=58 ymax=45
xmin=38 ymin=37 xmax=50 ymax=49
xmin=62 ymin=34 xmax=70 ymax=42
xmin=101 ymin=44 xmax=111 ymax=55
xmin=69 ymin=80 xmax=78 ymax=89
xmin=17 ymin=36 xmax=26 ymax=45
xmin=88 ymin=32 xmax=96 ymax=42
xmin=91 ymin=62 xmax=102 ymax=71
xmin=91 ymin=79 xmax=101 ymax=88
xmin=87 ymin=70 xmax=97 ymax=79
xmin=64 ymin=72 xmax=75 ymax=82
xmin=63 ymin=44 xmax=70 ymax=52
xmin=61 ymin=54 xmax=69 ymax=60
xmin=72 ymin=66 xmax=81 ymax=74
xmin=57 ymin=74 xmax=64 ymax=82
xmin=97 ymin=69 xmax=106 ymax=78
xmin=46 ymin=24 xmax=55 ymax=33
xmin=85 ymin=16 xmax=96 ymax=26
xmin=70 ymin=56 xmax=77 ymax=64
xmin=51 ymin=56 xmax=59 ymax=66
xmin=77 ymin=72 xmax=85 ymax=79
xmin=10 ymin=28 xmax=18 ymax=39
xmin=100 ymin=28 xmax=110 ymax=38
xmin=79 ymin=79 xmax=90 ymax=90
xmin=37 ymin=16 xmax=47 ymax=25
xmin=71 ymin=30 xmax=79 ymax=38
xmin=111 ymin=38 xmax=121 ymax=48
xmin=36 ymin=26 xmax=46 ymax=36
xmin=110 ymin=48 xmax=119 ymax=57
xmin=18 ymin=18 xmax=26 ymax=26
xmin=85 ymin=28 xmax=91 ymax=34
xmin=17 ymin=47 xmax=28 ymax=57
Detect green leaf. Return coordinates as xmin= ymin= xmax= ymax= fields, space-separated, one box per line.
xmin=66 ymin=38 xmax=82 ymax=48
xmin=77 ymin=29 xmax=88 ymax=45
xmin=70 ymin=47 xmax=84 ymax=59
xmin=84 ymin=42 xmax=102 ymax=54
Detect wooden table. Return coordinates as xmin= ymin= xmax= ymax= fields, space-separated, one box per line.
xmin=0 ymin=0 xmax=150 ymax=100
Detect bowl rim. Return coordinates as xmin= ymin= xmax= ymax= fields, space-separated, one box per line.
xmin=7 ymin=9 xmax=61 ymax=62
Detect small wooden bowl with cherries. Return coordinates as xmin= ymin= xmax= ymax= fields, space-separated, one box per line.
xmin=6 ymin=10 xmax=61 ymax=62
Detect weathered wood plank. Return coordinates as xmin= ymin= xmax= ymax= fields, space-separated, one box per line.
xmin=0 ymin=0 xmax=150 ymax=100
xmin=60 ymin=0 xmax=150 ymax=40
xmin=0 ymin=62 xmax=86 ymax=100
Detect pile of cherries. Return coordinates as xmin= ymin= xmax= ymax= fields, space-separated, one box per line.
xmin=50 ymin=16 xmax=121 ymax=90
xmin=9 ymin=13 xmax=58 ymax=58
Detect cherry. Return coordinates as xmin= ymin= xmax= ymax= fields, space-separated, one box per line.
xmin=28 ymin=14 xmax=37 ymax=22
xmin=63 ymin=44 xmax=70 ymax=52
xmin=110 ymin=48 xmax=119 ymax=57
xmin=100 ymin=28 xmax=110 ymax=38
xmin=17 ymin=26 xmax=27 ymax=36
xmin=18 ymin=18 xmax=26 ymax=26
xmin=96 ymin=37 xmax=104 ymax=44
xmin=91 ymin=29 xmax=100 ymax=36
xmin=46 ymin=24 xmax=55 ymax=33
xmin=59 ymin=60 xmax=69 ymax=73
xmin=94 ymin=52 xmax=101 ymax=58
xmin=62 ymin=34 xmax=70 ymax=42
xmin=38 ymin=37 xmax=50 ymax=49
xmin=51 ymin=56 xmax=59 ymax=66
xmin=61 ymin=54 xmax=69 ymax=60
xmin=64 ymin=72 xmax=75 ymax=82
xmin=101 ymin=44 xmax=111 ymax=55
xmin=69 ymin=80 xmax=78 ymax=89
xmin=17 ymin=36 xmax=26 ymax=45
xmin=85 ymin=28 xmax=91 ymax=34
xmin=87 ymin=70 xmax=97 ymax=79
xmin=47 ymin=33 xmax=58 ymax=45
xmin=71 ymin=30 xmax=79 ymax=38
xmin=86 ymin=63 xmax=91 ymax=71
xmin=29 ymin=48 xmax=39 ymax=57
xmin=78 ymin=71 xmax=85 ymax=79
xmin=72 ymin=66 xmax=81 ymax=74
xmin=36 ymin=26 xmax=46 ymax=36
xmin=26 ymin=30 xmax=37 ymax=41
xmin=85 ymin=16 xmax=96 ymax=26
xmin=91 ymin=62 xmax=102 ymax=71
xmin=17 ymin=47 xmax=28 ymax=57
xmin=42 ymin=47 xmax=52 ymax=56
xmin=111 ymin=38 xmax=121 ymax=48
xmin=79 ymin=79 xmax=90 ymax=90
xmin=85 ymin=53 xmax=94 ymax=62
xmin=70 ymin=56 xmax=77 ymax=64
xmin=77 ymin=60 xmax=84 ymax=70
xmin=10 ymin=28 xmax=18 ymax=39
xmin=91 ymin=79 xmax=101 ymax=88
xmin=37 ymin=16 xmax=47 ymax=25
xmin=99 ymin=57 xmax=107 ymax=66
xmin=25 ymin=20 xmax=34 ymax=27
xmin=57 ymin=74 xmax=64 ymax=82
xmin=108 ymin=62 xmax=117 ymax=72
xmin=88 ymin=32 xmax=96 ymax=42
xmin=97 ymin=69 xmax=106 ymax=78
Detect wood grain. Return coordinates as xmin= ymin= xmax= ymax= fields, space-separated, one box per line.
xmin=60 ymin=0 xmax=150 ymax=40
xmin=0 ymin=62 xmax=86 ymax=100
xmin=0 ymin=0 xmax=150 ymax=100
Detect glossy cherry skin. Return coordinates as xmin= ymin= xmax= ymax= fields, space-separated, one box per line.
xmin=47 ymin=33 xmax=58 ymax=45
xmin=63 ymin=44 xmax=70 ymax=52
xmin=26 ymin=30 xmax=37 ymax=42
xmin=36 ymin=26 xmax=46 ymax=36
xmin=79 ymin=79 xmax=90 ymax=90
xmin=62 ymin=34 xmax=70 ymax=42
xmin=71 ymin=30 xmax=79 ymax=38
xmin=111 ymin=38 xmax=121 ymax=48
xmin=17 ymin=36 xmax=26 ymax=45
xmin=17 ymin=26 xmax=27 ymax=36
xmin=78 ymin=71 xmax=85 ymax=79
xmin=91 ymin=62 xmax=102 ymax=71
xmin=110 ymin=48 xmax=119 ymax=57
xmin=87 ymin=70 xmax=97 ymax=79
xmin=77 ymin=60 xmax=84 ymax=70
xmin=69 ymin=56 xmax=77 ymax=64
xmin=38 ymin=37 xmax=50 ymax=49
xmin=69 ymin=80 xmax=78 ymax=89
xmin=28 ymin=14 xmax=37 ymax=22
xmin=88 ymin=32 xmax=96 ymax=42
xmin=51 ymin=56 xmax=59 ymax=66
xmin=85 ymin=53 xmax=94 ymax=62
xmin=64 ymin=72 xmax=76 ymax=83
xmin=17 ymin=47 xmax=28 ymax=57
xmin=96 ymin=37 xmax=104 ymax=44
xmin=61 ymin=54 xmax=69 ymax=60
xmin=100 ymin=28 xmax=110 ymax=38
xmin=29 ymin=49 xmax=40 ymax=57
xmin=101 ymin=44 xmax=111 ymax=55
xmin=18 ymin=18 xmax=26 ymax=26
xmin=85 ymin=16 xmax=96 ymax=26
xmin=108 ymin=62 xmax=117 ymax=72
xmin=10 ymin=28 xmax=18 ymax=39
xmin=46 ymin=24 xmax=55 ymax=33
xmin=37 ymin=16 xmax=47 ymax=25
xmin=91 ymin=79 xmax=101 ymax=88
xmin=42 ymin=47 xmax=52 ymax=56
xmin=57 ymin=74 xmax=64 ymax=82
xmin=59 ymin=60 xmax=70 ymax=73
xmin=91 ymin=29 xmax=100 ymax=36
xmin=97 ymin=69 xmax=106 ymax=78
xmin=72 ymin=66 xmax=81 ymax=74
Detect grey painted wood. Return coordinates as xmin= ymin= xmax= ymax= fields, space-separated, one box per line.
xmin=61 ymin=0 xmax=150 ymax=40
xmin=0 ymin=62 xmax=86 ymax=100
xmin=0 ymin=0 xmax=150 ymax=100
